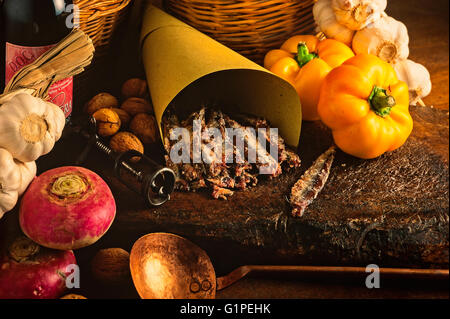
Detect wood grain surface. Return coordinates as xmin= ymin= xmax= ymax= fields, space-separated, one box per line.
xmin=0 ymin=0 xmax=448 ymax=299
xmin=60 ymin=105 xmax=448 ymax=271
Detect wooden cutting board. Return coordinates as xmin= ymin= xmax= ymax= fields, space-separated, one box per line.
xmin=26 ymin=104 xmax=446 ymax=273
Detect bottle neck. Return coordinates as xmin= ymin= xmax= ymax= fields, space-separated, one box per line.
xmin=2 ymin=0 xmax=73 ymax=46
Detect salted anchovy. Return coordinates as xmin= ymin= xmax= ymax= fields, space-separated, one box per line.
xmin=290 ymin=146 xmax=336 ymax=217
xmin=162 ymin=107 xmax=302 ymax=200
xmin=232 ymin=112 xmax=269 ymax=129
xmin=284 ymin=149 xmax=301 ymax=170
xmin=207 ymin=175 xmax=235 ymax=189
xmin=221 ymin=112 xmax=256 ymax=186
xmin=203 ymin=109 xmax=228 ymax=178
xmin=236 ymin=113 xmax=290 ymax=168
xmin=212 ymin=185 xmax=234 ymax=200
xmin=189 ymin=178 xmax=207 ymax=191
xmin=223 ymin=113 xmax=280 ymax=178
xmin=181 ymin=108 xmax=209 ymax=185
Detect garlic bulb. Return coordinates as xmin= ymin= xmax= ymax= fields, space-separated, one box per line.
xmin=16 ymin=160 xmax=37 ymax=196
xmin=352 ymin=15 xmax=410 ymax=64
xmin=393 ymin=59 xmax=432 ymax=106
xmin=0 ymin=93 xmax=65 ymax=163
xmin=313 ymin=0 xmax=355 ymax=46
xmin=0 ymin=148 xmax=21 ymax=219
xmin=0 ymin=89 xmax=35 ymax=105
xmin=332 ymin=0 xmax=387 ymax=30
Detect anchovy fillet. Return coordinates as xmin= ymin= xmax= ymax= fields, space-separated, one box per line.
xmin=162 ymin=107 xmax=302 ymax=200
xmin=290 ymin=146 xmax=336 ymax=217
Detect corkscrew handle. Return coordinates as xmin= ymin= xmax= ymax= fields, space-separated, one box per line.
xmin=74 ymin=116 xmax=176 ymax=207
xmin=114 ymin=151 xmax=176 ymax=207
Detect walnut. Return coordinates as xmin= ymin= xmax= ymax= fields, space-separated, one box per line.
xmin=121 ymin=97 xmax=153 ymax=116
xmin=91 ymin=248 xmax=131 ymax=285
xmin=92 ymin=108 xmax=121 ymax=137
xmin=85 ymin=93 xmax=119 ymax=115
xmin=110 ymin=132 xmax=144 ymax=162
xmin=60 ymin=294 xmax=87 ymax=299
xmin=130 ymin=113 xmax=159 ymax=144
xmin=110 ymin=108 xmax=131 ymax=127
xmin=121 ymin=78 xmax=148 ymax=99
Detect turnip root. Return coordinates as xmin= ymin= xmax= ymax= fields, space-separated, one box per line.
xmin=0 ymin=236 xmax=76 ymax=299
xmin=19 ymin=166 xmax=116 ymax=250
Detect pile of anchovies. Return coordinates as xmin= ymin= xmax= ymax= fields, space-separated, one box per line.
xmin=162 ymin=107 xmax=336 ymax=217
xmin=162 ymin=107 xmax=301 ymax=200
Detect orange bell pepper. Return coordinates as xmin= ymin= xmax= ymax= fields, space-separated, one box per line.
xmin=317 ymin=54 xmax=413 ymax=159
xmin=264 ymin=35 xmax=354 ymax=121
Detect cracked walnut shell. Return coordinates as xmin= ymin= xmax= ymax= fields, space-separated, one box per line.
xmin=85 ymin=93 xmax=119 ymax=115
xmin=111 ymin=108 xmax=131 ymax=127
xmin=92 ymin=108 xmax=121 ymax=137
xmin=121 ymin=78 xmax=148 ymax=99
xmin=110 ymin=132 xmax=144 ymax=162
xmin=121 ymin=97 xmax=153 ymax=116
xmin=130 ymin=113 xmax=158 ymax=144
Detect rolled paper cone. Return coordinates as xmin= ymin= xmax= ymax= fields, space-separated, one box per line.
xmin=140 ymin=5 xmax=302 ymax=147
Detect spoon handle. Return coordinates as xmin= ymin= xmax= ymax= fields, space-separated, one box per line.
xmin=216 ymin=265 xmax=449 ymax=291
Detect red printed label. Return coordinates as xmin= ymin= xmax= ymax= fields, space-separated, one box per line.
xmin=5 ymin=42 xmax=73 ymax=118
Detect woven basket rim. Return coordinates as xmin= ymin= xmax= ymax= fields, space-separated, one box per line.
xmin=74 ymin=0 xmax=131 ymax=20
xmin=164 ymin=0 xmax=316 ymax=63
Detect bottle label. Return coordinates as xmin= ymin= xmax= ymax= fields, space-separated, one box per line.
xmin=5 ymin=42 xmax=73 ymax=118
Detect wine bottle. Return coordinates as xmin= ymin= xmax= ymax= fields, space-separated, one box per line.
xmin=1 ymin=0 xmax=74 ymax=118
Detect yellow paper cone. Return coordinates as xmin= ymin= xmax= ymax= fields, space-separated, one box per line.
xmin=140 ymin=5 xmax=302 ymax=147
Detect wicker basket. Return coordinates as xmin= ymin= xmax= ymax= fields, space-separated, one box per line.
xmin=74 ymin=0 xmax=132 ymax=56
xmin=164 ymin=0 xmax=316 ymax=64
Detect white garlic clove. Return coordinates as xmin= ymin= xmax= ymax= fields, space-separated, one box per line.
xmin=16 ymin=160 xmax=37 ymax=196
xmin=393 ymin=59 xmax=432 ymax=106
xmin=0 ymin=148 xmax=21 ymax=219
xmin=0 ymin=190 xmax=19 ymax=219
xmin=0 ymin=89 xmax=36 ymax=105
xmin=313 ymin=0 xmax=355 ymax=46
xmin=332 ymin=0 xmax=387 ymax=30
xmin=352 ymin=15 xmax=410 ymax=64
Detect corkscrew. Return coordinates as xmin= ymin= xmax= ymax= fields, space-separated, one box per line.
xmin=72 ymin=116 xmax=176 ymax=207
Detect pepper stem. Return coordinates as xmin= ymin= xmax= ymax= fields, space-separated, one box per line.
xmin=296 ymin=42 xmax=318 ymax=68
xmin=369 ymin=86 xmax=396 ymax=118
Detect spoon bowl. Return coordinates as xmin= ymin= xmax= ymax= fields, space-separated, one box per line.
xmin=130 ymin=233 xmax=216 ymax=299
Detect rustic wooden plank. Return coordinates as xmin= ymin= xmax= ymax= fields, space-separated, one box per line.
xmin=31 ymin=104 xmax=446 ymax=271
xmin=0 ymin=0 xmax=448 ymax=300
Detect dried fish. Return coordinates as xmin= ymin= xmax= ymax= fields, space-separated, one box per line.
xmin=290 ymin=146 xmax=336 ymax=217
xmin=232 ymin=112 xmax=269 ymax=129
xmin=284 ymin=149 xmax=302 ymax=169
xmin=162 ymin=107 xmax=302 ymax=199
xmin=212 ymin=185 xmax=234 ymax=200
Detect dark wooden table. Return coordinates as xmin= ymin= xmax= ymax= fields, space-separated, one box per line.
xmin=234 ymin=0 xmax=450 ymax=298
xmin=220 ymin=0 xmax=450 ymax=299
xmin=1 ymin=0 xmax=448 ymax=299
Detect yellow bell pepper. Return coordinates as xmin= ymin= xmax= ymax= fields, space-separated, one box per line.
xmin=264 ymin=35 xmax=354 ymax=121
xmin=317 ymin=54 xmax=413 ymax=159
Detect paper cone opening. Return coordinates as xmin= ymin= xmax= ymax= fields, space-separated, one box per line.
xmin=141 ymin=5 xmax=302 ymax=147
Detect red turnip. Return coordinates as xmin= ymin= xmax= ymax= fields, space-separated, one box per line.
xmin=0 ymin=236 xmax=76 ymax=299
xmin=19 ymin=166 xmax=116 ymax=250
